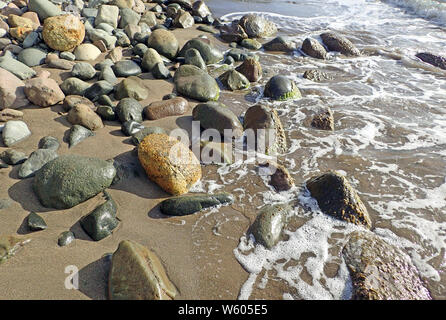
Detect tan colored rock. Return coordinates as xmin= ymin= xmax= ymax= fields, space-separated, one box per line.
xmin=42 ymin=14 xmax=85 ymax=51
xmin=106 ymin=46 xmax=122 ymax=63
xmin=236 ymin=57 xmax=262 ymax=82
xmin=21 ymin=12 xmax=40 ymax=26
xmin=8 ymin=14 xmax=38 ymax=29
xmin=63 ymin=95 xmax=96 ymax=112
xmin=109 ymin=240 xmax=178 ymax=300
xmin=9 ymin=26 xmax=33 ymax=41
xmin=24 ymin=77 xmax=65 ymax=107
xmin=67 ymin=103 xmax=104 ymax=131
xmin=144 ymin=97 xmax=188 ymax=120
xmin=138 ymin=133 xmax=202 ymax=195
xmin=0 ymin=108 xmax=24 ymax=122
xmin=0 ymin=67 xmax=28 ymax=110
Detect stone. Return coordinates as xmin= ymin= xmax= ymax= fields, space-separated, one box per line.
xmin=84 ymin=81 xmax=114 ymax=101
xmin=219 ymin=69 xmax=250 ymax=91
xmin=17 ymin=48 xmax=47 ymax=67
xmin=18 ymin=149 xmax=58 ymax=178
xmin=0 ymin=149 xmax=27 ymax=165
xmin=8 ymin=14 xmax=38 ymax=30
xmin=235 ymin=57 xmax=262 ymax=82
xmin=140 ymin=11 xmax=157 ymax=28
xmin=115 ymin=76 xmax=148 ymax=101
xmin=160 ymin=193 xmax=234 ymax=216
xmin=151 ymin=62 xmax=170 ymax=79
xmin=27 ymin=212 xmax=47 ymax=231
xmin=0 ymin=56 xmax=36 ymax=80
xmin=264 ymin=75 xmax=301 ymax=101
xmin=71 ymin=62 xmax=97 ymax=80
xmin=97 ymin=95 xmax=113 ymax=107
xmin=311 ymin=107 xmax=334 ymax=131
xmin=0 ymin=109 xmax=24 ymax=122
xmin=67 ymin=103 xmax=104 ymax=131
xmin=80 ymin=191 xmax=119 ymax=241
xmin=0 ymin=68 xmax=28 ymax=110
xmin=144 ymin=97 xmax=188 ymax=120
xmin=146 ymin=29 xmax=179 ymax=60
xmin=219 ymin=23 xmax=248 ymax=43
xmin=99 ymin=66 xmax=118 ymax=85
xmin=24 ymin=77 xmax=65 ymax=107
xmin=133 ymin=43 xmax=148 ymax=57
xmin=263 ymin=36 xmax=296 ymax=52
xmin=110 ymin=0 xmax=134 ymax=9
xmin=62 ymin=95 xmax=95 ymax=112
xmin=112 ymin=60 xmax=142 ymax=77
xmin=227 ymin=48 xmax=249 ymax=62
xmin=38 ymin=136 xmax=60 ymax=150
xmin=306 ymin=171 xmax=372 ymax=228
xmin=60 ymin=78 xmax=91 ymax=96
xmin=138 ymin=133 xmax=201 ymax=195
xmin=68 ymin=124 xmax=95 ymax=147
xmin=250 ymin=203 xmax=291 ymax=249
xmin=109 ymin=240 xmax=178 ymax=300
xmin=9 ymin=26 xmax=33 ymax=41
xmin=301 ymin=37 xmax=327 ymax=59
xmin=184 ymin=48 xmax=206 ymax=70
xmin=0 ymin=235 xmax=30 ymax=264
xmin=240 ymin=38 xmax=262 ymax=50
xmin=33 ymin=154 xmax=116 ymax=209
xmin=174 ymin=64 xmax=220 ymax=102
xmin=141 ymin=48 xmax=163 ymax=72
xmin=192 ymin=102 xmax=243 ymax=137
xmin=174 ymin=9 xmax=194 ymax=29
xmin=303 ymin=69 xmax=332 ymax=82
xmin=131 ymin=126 xmax=167 ymax=145
xmin=106 ymin=46 xmax=122 ymax=63
xmin=116 ymin=98 xmax=143 ymax=123
xmin=88 ymin=29 xmax=117 ymax=50
xmin=96 ymin=105 xmax=116 ymax=121
xmin=243 ymin=104 xmax=287 ymax=155
xmin=121 ymin=120 xmax=144 ymax=136
xmin=119 ymin=8 xmax=140 ymax=29
xmin=343 ymin=231 xmax=431 ymax=300
xmin=192 ymin=1 xmax=211 ymax=18
xmin=95 ymin=4 xmax=119 ymax=28
xmin=28 ymin=0 xmax=62 ymax=20
xmin=60 ymin=52 xmax=76 ymax=61
xmin=58 ymin=231 xmax=75 ymax=246
xmin=320 ymin=32 xmax=360 ymax=56
xmin=2 ymin=120 xmax=31 ymax=147
xmin=197 ymin=25 xmax=217 ymax=34
xmin=416 ymin=52 xmax=446 ymax=70
xmin=238 ymin=14 xmax=277 ymax=38
xmin=48 ymin=58 xmax=76 ymax=71
xmin=22 ymin=31 xmax=39 ymax=49
xmin=178 ymin=38 xmax=223 ymax=64
xmin=259 ymin=161 xmax=295 ymax=192
xmin=42 ymin=15 xmax=85 ymax=51
xmin=74 ymin=43 xmax=102 ymax=61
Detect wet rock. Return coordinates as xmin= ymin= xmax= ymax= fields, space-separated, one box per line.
xmin=243 ymin=104 xmax=287 ymax=155
xmin=24 ymin=77 xmax=65 ymax=107
xmin=174 ymin=64 xmax=220 ymax=101
xmin=112 ymin=60 xmax=142 ymax=77
xmin=146 ymin=29 xmax=179 ymax=60
xmin=184 ymin=48 xmax=206 ymax=70
xmin=192 ymin=102 xmax=243 ymax=137
xmin=320 ymin=32 xmax=360 ymax=56
xmin=343 ymin=231 xmax=431 ymax=300
xmin=96 ymin=105 xmax=116 ymax=121
xmin=74 ymin=43 xmax=102 ymax=61
xmin=121 ymin=120 xmax=144 ymax=136
xmin=219 ymin=23 xmax=248 ymax=43
xmin=301 ymin=37 xmax=327 ymax=59
xmin=174 ymin=9 xmax=194 ymax=28
xmin=28 ymin=0 xmax=62 ymax=20
xmin=0 ymin=56 xmax=36 ymax=80
xmin=116 ymin=98 xmax=143 ymax=123
xmin=306 ymin=171 xmax=371 ymax=228
xmin=0 ymin=68 xmax=28 ymax=110
xmin=131 ymin=126 xmax=167 ymax=145
xmin=141 ymin=48 xmax=164 ymax=72
xmin=160 ymin=193 xmax=234 ymax=216
xmin=264 ymin=75 xmax=301 ymax=101
xmin=71 ymin=62 xmax=97 ymax=80
xmin=240 ymin=38 xmax=262 ymax=50
xmin=227 ymin=48 xmax=248 ymax=62
xmin=17 ymin=48 xmax=47 ymax=67
xmin=68 ymin=124 xmax=95 ymax=147
xmin=2 ymin=120 xmax=31 ymax=147
xmin=219 ymin=69 xmax=250 ymax=91
xmin=18 ymin=149 xmax=58 ymax=178
xmin=80 ymin=191 xmax=119 ymax=241
xmin=33 ymin=154 xmax=116 ymax=209
xmin=115 ymin=76 xmax=148 ymax=101
xmin=192 ymin=1 xmax=211 ymax=18
xmin=238 ymin=14 xmax=277 ymax=39
xmin=0 ymin=235 xmax=30 ymax=264
xmin=84 ymin=81 xmax=114 ymax=101
xmin=152 ymin=62 xmax=170 ymax=79
xmin=303 ymin=69 xmax=332 ymax=82
xmin=60 ymin=78 xmax=91 ymax=96
xmin=58 ymin=231 xmax=75 ymax=246
xmin=250 ymin=203 xmax=291 ymax=249
xmin=144 ymin=97 xmax=188 ymax=120
xmin=263 ymin=36 xmax=296 ymax=52
xmin=259 ymin=161 xmax=295 ymax=192
xmin=235 ymin=57 xmax=262 ymax=82
xmin=415 ymin=52 xmax=446 ymax=70
xmin=109 ymin=239 xmax=178 ymax=300
xmin=27 ymin=212 xmax=47 ymax=231
xmin=138 ymin=133 xmax=201 ymax=195
xmin=62 ymin=95 xmax=95 ymax=112
xmin=0 ymin=149 xmax=27 ymax=165
xmin=178 ymin=38 xmax=223 ymax=64
xmin=42 ymin=14 xmax=85 ymax=51
xmin=311 ymin=107 xmax=334 ymax=131
xmin=38 ymin=136 xmax=60 ymax=151
xmin=67 ymin=103 xmax=104 ymax=131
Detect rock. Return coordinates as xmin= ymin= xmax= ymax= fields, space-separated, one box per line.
xmin=9 ymin=26 xmax=33 ymax=41
xmin=18 ymin=149 xmax=58 ymax=178
xmin=42 ymin=14 xmax=85 ymax=51
xmin=146 ymin=29 xmax=179 ymax=61
xmin=80 ymin=191 xmax=119 ymax=241
xmin=0 ymin=67 xmax=28 ymax=109
xmin=131 ymin=126 xmax=167 ymax=145
xmin=0 ymin=160 xmax=8 ymax=169
xmin=343 ymin=231 xmax=431 ymax=300
xmin=133 ymin=43 xmax=148 ymax=57
xmin=306 ymin=171 xmax=371 ymax=228
xmin=17 ymin=47 xmax=47 ymax=67
xmin=115 ymin=76 xmax=148 ymax=101
xmin=235 ymin=57 xmax=262 ymax=82
xmin=311 ymin=107 xmax=334 ymax=131
xmin=0 ymin=198 xmax=13 ymax=210
xmin=301 ymin=37 xmax=327 ymax=59
xmin=184 ymin=48 xmax=206 ymax=70
xmin=151 ymin=62 xmax=170 ymax=79
xmin=303 ymin=69 xmax=332 ymax=82
xmin=121 ymin=120 xmax=144 ymax=136
xmin=33 ymin=154 xmax=116 ymax=209
xmin=68 ymin=124 xmax=95 ymax=147
xmin=74 ymin=43 xmax=102 ymax=61
xmin=22 ymin=31 xmax=39 ymax=48
xmin=192 ymin=1 xmax=211 ymax=18
xmin=415 ymin=52 xmax=446 ymax=70
xmin=238 ymin=14 xmax=277 ymax=38
xmin=240 ymin=38 xmax=262 ymax=50
xmin=264 ymin=75 xmax=301 ymax=101
xmin=0 ymin=56 xmax=36 ymax=80
xmin=109 ymin=239 xmax=178 ymax=300
xmin=227 ymin=48 xmax=249 ymax=62
xmin=28 ymin=0 xmax=62 ymax=20
xmin=178 ymin=38 xmax=223 ymax=64
xmin=140 ymin=11 xmax=157 ymax=28
xmin=84 ymin=81 xmax=114 ymax=101
xmin=38 ymin=136 xmax=60 ymax=151
xmin=144 ymin=97 xmax=188 ymax=120
xmin=197 ymin=25 xmax=217 ymax=34
xmin=48 ymin=58 xmax=76 ymax=71
xmin=60 ymin=78 xmax=91 ymax=96
xmin=0 ymin=109 xmax=24 ymax=122
xmin=138 ymin=133 xmax=201 ymax=195
xmin=88 ymin=29 xmax=117 ymax=50
xmin=112 ymin=60 xmax=142 ymax=77
xmin=192 ymin=102 xmax=243 ymax=137
xmin=250 ymin=203 xmax=291 ymax=249
xmin=0 ymin=235 xmax=30 ymax=264
xmin=96 ymin=105 xmax=116 ymax=121
xmin=263 ymin=36 xmax=296 ymax=52
xmin=67 ymin=103 xmax=104 ymax=131
xmin=62 ymin=95 xmax=95 ymax=112
xmin=119 ymin=8 xmax=140 ymax=29
xmin=219 ymin=69 xmax=250 ymax=91
xmin=71 ymin=62 xmax=97 ymax=80
xmin=141 ymin=47 xmax=164 ymax=72
xmin=95 ymin=4 xmax=119 ymax=28
xmin=259 ymin=161 xmax=295 ymax=192
xmin=27 ymin=212 xmax=47 ymax=231
xmin=243 ymin=104 xmax=287 ymax=155
xmin=99 ymin=66 xmax=118 ymax=85
xmin=320 ymin=32 xmax=360 ymax=56
xmin=115 ymin=98 xmax=143 ymax=123
xmin=160 ymin=193 xmax=234 ymax=216
xmin=220 ymin=23 xmax=248 ymax=43
xmin=58 ymin=231 xmax=75 ymax=246
xmin=2 ymin=120 xmax=31 ymax=147
xmin=174 ymin=64 xmax=220 ymax=102
xmin=24 ymin=77 xmax=65 ymax=107
xmin=0 ymin=149 xmax=27 ymax=165
xmin=106 ymin=47 xmax=123 ymax=64
xmin=174 ymin=9 xmax=194 ymax=28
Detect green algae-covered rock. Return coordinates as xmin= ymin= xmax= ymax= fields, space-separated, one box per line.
xmin=218 ymin=69 xmax=250 ymax=91
xmin=178 ymin=38 xmax=223 ymax=65
xmin=27 ymin=212 xmax=47 ymax=231
xmin=160 ymin=192 xmax=234 ymax=216
xmin=33 ymin=155 xmax=116 ymax=209
xmin=174 ymin=65 xmax=220 ymax=102
xmin=264 ymin=75 xmax=301 ymax=101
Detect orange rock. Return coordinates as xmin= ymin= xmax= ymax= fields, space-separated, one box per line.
xmin=9 ymin=26 xmax=33 ymax=41
xmin=42 ymin=14 xmax=85 ymax=51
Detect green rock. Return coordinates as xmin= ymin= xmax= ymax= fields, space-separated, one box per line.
xmin=131 ymin=126 xmax=167 ymax=145
xmin=68 ymin=124 xmax=95 ymax=148
xmin=141 ymin=48 xmax=164 ymax=72
xmin=80 ymin=191 xmax=119 ymax=241
xmin=38 ymin=136 xmax=60 ymax=151
xmin=209 ymin=64 xmax=232 ymax=78
xmin=112 ymin=60 xmax=142 ymax=77
xmin=96 ymin=105 xmax=117 ymax=121
xmin=71 ymin=62 xmax=97 ymax=80
xmin=58 ymin=231 xmax=74 ymax=246
xmin=178 ymin=38 xmax=223 ymax=65
xmin=264 ymin=75 xmax=301 ymax=101
xmin=160 ymin=193 xmax=234 ymax=216
xmin=218 ymin=69 xmax=250 ymax=91
xmin=84 ymin=81 xmax=114 ymax=101
xmin=33 ymin=154 xmax=116 ymax=209
xmin=0 ymin=235 xmax=30 ymax=264
xmin=116 ymin=98 xmax=143 ymax=123
xmin=115 ymin=76 xmax=148 ymax=101
xmin=18 ymin=48 xmax=47 ymax=67
xmin=60 ymin=77 xmax=91 ymax=96
xmin=240 ymin=38 xmax=262 ymax=50
xmin=18 ymin=149 xmax=58 ymax=179
xmin=174 ymin=65 xmax=220 ymax=102
xmin=27 ymin=212 xmax=47 ymax=231
xmin=151 ymin=62 xmax=170 ymax=79
xmin=184 ymin=48 xmax=206 ymax=70
xmin=146 ymin=29 xmax=179 ymax=60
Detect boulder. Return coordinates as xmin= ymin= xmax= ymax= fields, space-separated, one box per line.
xmin=184 ymin=48 xmax=206 ymax=70
xmin=18 ymin=149 xmax=58 ymax=178
xmin=264 ymin=75 xmax=301 ymax=101
xmin=178 ymin=38 xmax=223 ymax=64
xmin=146 ymin=29 xmax=179 ymax=60
xmin=218 ymin=69 xmax=250 ymax=91
xmin=160 ymin=193 xmax=234 ymax=216
xmin=320 ymin=32 xmax=360 ymax=56
xmin=144 ymin=97 xmax=188 ymax=120
xmin=141 ymin=48 xmax=164 ymax=72
xmin=301 ymin=37 xmax=327 ymax=59
xmin=235 ymin=57 xmax=262 ymax=82
xmin=192 ymin=102 xmax=243 ymax=137
xmin=42 ymin=14 xmax=85 ymax=51
xmin=238 ymin=14 xmax=277 ymax=38
xmin=311 ymin=107 xmax=334 ymax=131
xmin=174 ymin=64 xmax=220 ymax=102
xmin=24 ymin=77 xmax=65 ymax=107
xmin=67 ymin=103 xmax=104 ymax=131
xmin=2 ymin=120 xmax=31 ymax=147
xmin=259 ymin=161 xmax=295 ymax=192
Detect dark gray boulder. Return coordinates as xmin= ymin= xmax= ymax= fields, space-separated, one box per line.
xmin=160 ymin=193 xmax=234 ymax=216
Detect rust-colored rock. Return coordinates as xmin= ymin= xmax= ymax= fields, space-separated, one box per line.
xmin=67 ymin=103 xmax=104 ymax=131
xmin=236 ymin=57 xmax=262 ymax=82
xmin=24 ymin=77 xmax=65 ymax=107
xmin=42 ymin=14 xmax=85 ymax=51
xmin=144 ymin=97 xmax=188 ymax=120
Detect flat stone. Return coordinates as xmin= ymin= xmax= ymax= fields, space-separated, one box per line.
xmin=112 ymin=60 xmax=142 ymax=77
xmin=17 ymin=47 xmax=47 ymax=67
xmin=160 ymin=193 xmax=234 ymax=216
xmin=0 ymin=56 xmax=36 ymax=80
xmin=144 ymin=97 xmax=188 ymax=120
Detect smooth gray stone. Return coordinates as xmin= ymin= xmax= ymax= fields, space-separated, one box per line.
xmin=1 ymin=120 xmax=31 ymax=147
xmin=116 ymin=98 xmax=143 ymax=123
xmin=18 ymin=149 xmax=58 ymax=179
xmin=71 ymin=62 xmax=97 ymax=80
xmin=22 ymin=32 xmax=40 ymax=49
xmin=18 ymin=48 xmax=47 ymax=67
xmin=58 ymin=231 xmax=75 ymax=246
xmin=112 ymin=60 xmax=142 ymax=77
xmin=38 ymin=136 xmax=60 ymax=151
xmin=28 ymin=0 xmax=62 ymax=20
xmin=68 ymin=124 xmax=95 ymax=147
xmin=0 ymin=56 xmax=36 ymax=80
